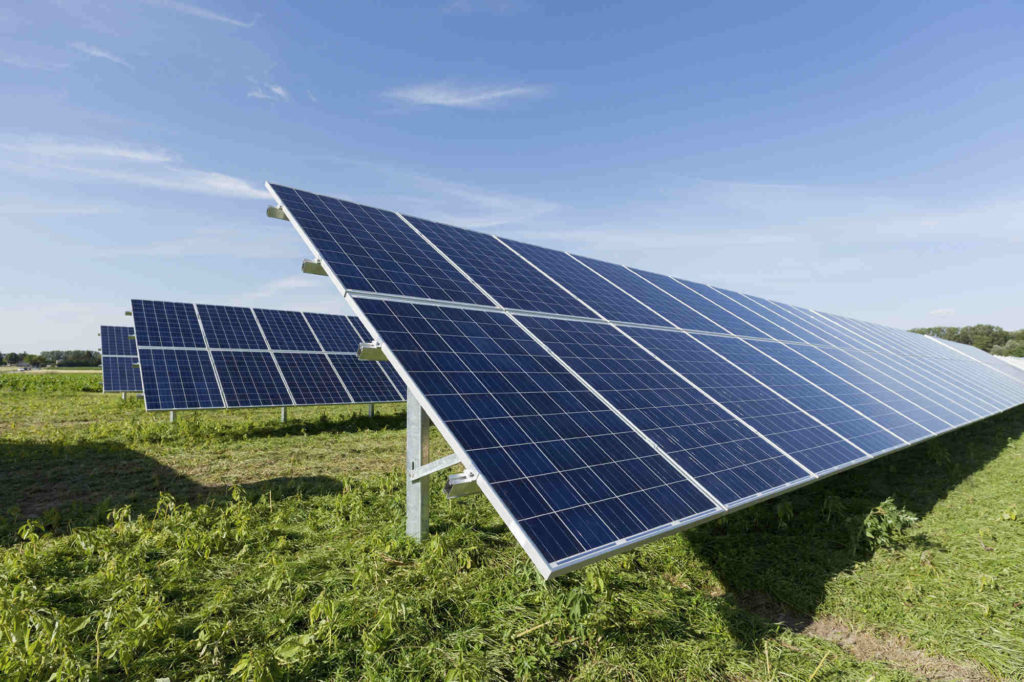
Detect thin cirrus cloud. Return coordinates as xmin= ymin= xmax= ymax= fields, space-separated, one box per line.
xmin=1 ymin=136 xmax=267 ymax=200
xmin=70 ymin=42 xmax=132 ymax=69
xmin=143 ymin=0 xmax=257 ymax=28
xmin=383 ymin=82 xmax=547 ymax=108
xmin=929 ymin=308 xmax=956 ymax=318
xmin=247 ymin=80 xmax=289 ymax=102
xmin=2 ymin=55 xmax=69 ymax=70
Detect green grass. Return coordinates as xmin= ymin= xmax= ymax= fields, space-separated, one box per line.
xmin=1 ymin=374 xmax=1022 ymax=680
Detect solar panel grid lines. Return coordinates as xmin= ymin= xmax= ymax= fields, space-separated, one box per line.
xmin=269 ymin=183 xmax=1024 ymax=577
xmin=800 ymin=312 xmax=1005 ymax=416
xmin=811 ymin=346 xmax=962 ymax=431
xmin=296 ymin=312 xmax=356 ymax=403
xmin=568 ymin=254 xmax=721 ymax=334
xmin=626 ymin=268 xmax=771 ymax=340
xmin=517 ymin=315 xmax=812 ymax=505
xmin=697 ymin=335 xmax=906 ymax=457
xmin=190 ymin=303 xmax=230 ymax=407
xmin=402 ymin=214 xmax=599 ymax=320
xmin=694 ymin=284 xmax=806 ymax=343
xmin=100 ymin=326 xmax=143 ymax=393
xmin=627 ymin=327 xmax=865 ymax=477
xmin=356 ymin=298 xmax=722 ymax=572
xmin=100 ymin=325 xmax=137 ymax=357
xmin=247 ymin=308 xmax=299 ymax=406
xmin=130 ymin=299 xmax=403 ymax=411
xmin=926 ymin=337 xmax=1024 ymax=393
xmin=267 ymin=183 xmax=491 ymax=306
xmin=497 ymin=237 xmax=673 ymax=328
xmin=744 ymin=340 xmax=932 ymax=444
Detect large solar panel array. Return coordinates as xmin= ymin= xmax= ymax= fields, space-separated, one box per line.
xmin=100 ymin=325 xmax=142 ymax=393
xmin=131 ymin=300 xmax=404 ymax=411
xmin=268 ymin=182 xmax=1024 ymax=578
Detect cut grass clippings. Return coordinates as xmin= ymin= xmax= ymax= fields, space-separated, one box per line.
xmin=1 ymin=373 xmax=1022 ymax=680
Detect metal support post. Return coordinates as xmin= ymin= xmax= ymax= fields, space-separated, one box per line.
xmin=169 ymin=410 xmax=175 ymax=423
xmin=368 ymin=403 xmax=375 ymax=418
xmin=121 ymin=392 xmax=126 ymax=400
xmin=406 ymin=390 xmax=430 ymax=541
xmin=280 ymin=406 xmax=287 ymax=423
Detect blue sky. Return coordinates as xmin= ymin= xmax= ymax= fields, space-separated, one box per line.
xmin=3 ymin=1 xmax=1023 ymax=352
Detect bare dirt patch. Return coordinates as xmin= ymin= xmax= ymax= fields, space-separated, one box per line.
xmin=737 ymin=593 xmax=993 ymax=681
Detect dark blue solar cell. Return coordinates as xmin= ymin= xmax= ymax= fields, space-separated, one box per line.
xmin=100 ymin=325 xmax=137 ymax=357
xmin=499 ymin=238 xmax=671 ymax=327
xmin=305 ymin=312 xmax=366 ymax=353
xmin=138 ymin=348 xmax=223 ymax=410
xmin=699 ymin=335 xmax=906 ymax=456
xmin=406 ymin=215 xmax=598 ymax=318
xmin=574 ymin=256 xmax=725 ymax=333
xmin=680 ymin=281 xmax=804 ymax=342
xmin=892 ymin=353 xmax=1009 ymax=413
xmin=520 ymin=316 xmax=811 ymax=502
xmin=269 ymin=184 xmax=491 ymax=306
xmin=779 ymin=305 xmax=877 ymax=351
xmin=933 ymin=338 xmax=1024 ymax=390
xmin=851 ymin=350 xmax=990 ymax=421
xmin=131 ymin=300 xmax=205 ymax=348
xmin=629 ymin=271 xmax=771 ymax=339
xmin=356 ymin=299 xmax=717 ymax=567
xmin=329 ymin=354 xmax=404 ymax=403
xmin=102 ymin=356 xmax=142 ymax=393
xmin=277 ymin=353 xmax=351 ymax=405
xmin=254 ymin=309 xmax=321 ymax=351
xmin=730 ymin=294 xmax=830 ymax=345
xmin=196 ymin=304 xmax=267 ymax=350
xmin=625 ymin=326 xmax=864 ymax=475
xmin=212 ymin=351 xmax=292 ymax=408
xmin=803 ymin=346 xmax=961 ymax=433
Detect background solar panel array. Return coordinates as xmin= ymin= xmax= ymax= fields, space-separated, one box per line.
xmin=100 ymin=325 xmax=142 ymax=393
xmin=131 ymin=300 xmax=404 ymax=411
xmin=269 ymin=182 xmax=1024 ymax=577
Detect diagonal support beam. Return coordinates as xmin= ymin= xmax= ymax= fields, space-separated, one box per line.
xmin=408 ymin=453 xmax=459 ymax=482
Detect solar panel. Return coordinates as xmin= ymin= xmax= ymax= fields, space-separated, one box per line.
xmin=100 ymin=325 xmax=142 ymax=392
xmin=268 ymin=182 xmax=1024 ymax=578
xmin=131 ymin=299 xmax=404 ymax=411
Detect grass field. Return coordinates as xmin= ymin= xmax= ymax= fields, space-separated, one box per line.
xmin=1 ymin=374 xmax=1022 ymax=680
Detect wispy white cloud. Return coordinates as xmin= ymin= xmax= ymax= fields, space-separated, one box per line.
xmin=383 ymin=82 xmax=547 ymax=108
xmin=307 ymin=90 xmax=318 ymax=103
xmin=1 ymin=138 xmax=174 ymax=163
xmin=1 ymin=135 xmax=266 ymax=200
xmin=2 ymin=55 xmax=69 ymax=70
xmin=70 ymin=42 xmax=132 ymax=69
xmin=144 ymin=0 xmax=257 ymax=27
xmin=929 ymin=308 xmax=956 ymax=318
xmin=247 ymin=80 xmax=289 ymax=102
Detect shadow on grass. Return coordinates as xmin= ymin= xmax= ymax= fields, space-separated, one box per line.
xmin=241 ymin=410 xmax=406 ymax=440
xmin=0 ymin=410 xmax=407 ymax=545
xmin=690 ymin=405 xmax=1024 ymax=638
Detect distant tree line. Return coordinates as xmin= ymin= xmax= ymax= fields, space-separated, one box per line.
xmin=909 ymin=324 xmax=1024 ymax=357
xmin=2 ymin=350 xmax=101 ymax=367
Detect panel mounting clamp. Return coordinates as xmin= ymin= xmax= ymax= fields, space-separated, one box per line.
xmin=267 ymin=205 xmax=288 ymax=221
xmin=444 ymin=471 xmax=480 ymax=498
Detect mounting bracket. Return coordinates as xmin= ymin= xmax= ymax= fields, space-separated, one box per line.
xmin=444 ymin=471 xmax=480 ymax=498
